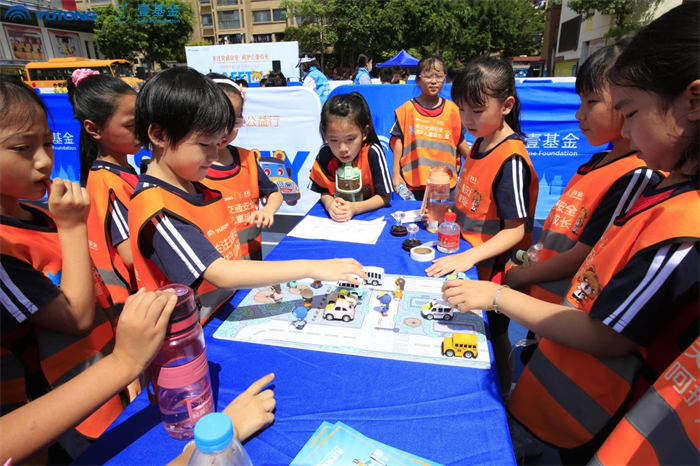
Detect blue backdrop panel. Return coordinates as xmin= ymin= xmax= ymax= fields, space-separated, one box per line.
xmin=329 ymin=80 xmax=605 ymax=219
xmin=42 ymin=80 xmax=601 ymax=219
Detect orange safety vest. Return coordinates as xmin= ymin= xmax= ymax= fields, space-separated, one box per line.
xmin=530 ymin=153 xmax=652 ymax=304
xmin=309 ymin=143 xmax=377 ymax=198
xmin=508 ymin=187 xmax=700 ymax=449
xmin=0 ymin=203 xmax=123 ymax=439
xmin=589 ymin=336 xmax=700 ymax=466
xmin=129 ymin=182 xmax=241 ymax=324
xmin=203 ymin=148 xmax=262 ymax=261
xmin=391 ymin=99 xmax=463 ymax=190
xmin=86 ymin=162 xmax=139 ymax=306
xmin=453 ymin=137 xmax=539 ymax=280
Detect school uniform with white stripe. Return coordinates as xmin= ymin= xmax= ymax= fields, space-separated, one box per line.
xmin=129 ymin=175 xmax=242 ymax=324
xmin=453 ymin=133 xmax=539 ymax=337
xmin=508 ymin=179 xmax=700 ymax=454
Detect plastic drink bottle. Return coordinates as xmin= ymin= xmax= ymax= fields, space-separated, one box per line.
xmin=151 ymin=284 xmax=214 ymax=440
xmin=437 ymin=211 xmax=460 ymax=254
xmin=335 ymin=162 xmax=363 ymax=202
xmin=187 ymin=413 xmax=253 ymax=466
xmin=421 ymin=165 xmax=452 ymax=233
xmin=396 ymin=183 xmax=416 ymax=200
xmin=515 ymin=242 xmax=543 ymax=267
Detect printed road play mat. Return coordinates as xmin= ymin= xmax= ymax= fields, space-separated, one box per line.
xmin=213 ymin=273 xmax=490 ymax=369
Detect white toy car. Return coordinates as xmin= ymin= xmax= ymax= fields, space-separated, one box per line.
xmin=421 ymin=299 xmax=454 ymax=321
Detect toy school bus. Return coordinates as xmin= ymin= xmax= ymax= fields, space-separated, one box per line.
xmin=24 ymin=58 xmax=143 ymax=93
xmin=443 ymin=333 xmax=478 ymax=359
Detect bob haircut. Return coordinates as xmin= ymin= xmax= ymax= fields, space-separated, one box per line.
xmin=135 ymin=67 xmax=234 ymax=148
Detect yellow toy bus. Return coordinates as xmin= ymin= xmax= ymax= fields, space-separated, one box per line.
xmin=24 ymin=58 xmax=143 ymax=93
xmin=443 ymin=333 xmax=478 ymax=359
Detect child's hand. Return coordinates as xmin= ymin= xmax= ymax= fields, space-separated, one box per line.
xmin=222 ymin=373 xmax=276 ymax=443
xmin=329 ymin=198 xmax=351 ymax=223
xmin=392 ymin=174 xmax=404 ymax=193
xmin=112 ymin=289 xmax=177 ymax=378
xmin=249 ymin=209 xmax=274 ymax=228
xmin=505 ymin=265 xmax=526 ymax=290
xmin=425 ymin=250 xmax=476 ymax=278
xmin=442 ymin=279 xmax=499 ymax=312
xmin=48 ymin=178 xmax=91 ymax=229
xmin=311 ymin=258 xmax=366 ymax=285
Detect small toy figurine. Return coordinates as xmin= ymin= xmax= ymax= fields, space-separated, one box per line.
xmin=402 ymin=223 xmax=422 ymax=251
xmin=394 ymin=276 xmax=406 ymax=299
xmin=287 ymin=280 xmax=298 ymax=289
xmin=377 ymin=292 xmax=392 ymax=316
xmin=301 ymin=288 xmax=314 ymax=308
xmin=310 ymin=280 xmax=323 ymax=289
xmin=269 ymin=284 xmax=283 ymax=302
xmin=390 ymin=211 xmax=408 ymax=237
xmin=291 ymin=306 xmax=308 ymax=330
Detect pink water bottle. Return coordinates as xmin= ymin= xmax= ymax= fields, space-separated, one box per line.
xmin=150 ymin=284 xmax=214 ymax=440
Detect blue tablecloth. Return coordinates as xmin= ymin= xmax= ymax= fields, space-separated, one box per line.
xmin=75 ymin=200 xmax=515 ymax=466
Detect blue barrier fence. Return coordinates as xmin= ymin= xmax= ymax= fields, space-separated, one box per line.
xmin=42 ymin=79 xmax=599 ymax=219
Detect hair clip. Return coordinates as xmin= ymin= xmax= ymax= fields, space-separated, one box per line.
xmin=72 ymin=68 xmax=100 ymax=86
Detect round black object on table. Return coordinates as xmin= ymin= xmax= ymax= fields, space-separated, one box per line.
xmin=390 ymin=225 xmax=408 ymax=237
xmin=402 ymin=238 xmax=422 ymax=251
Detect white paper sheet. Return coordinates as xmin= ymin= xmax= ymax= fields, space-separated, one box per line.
xmin=288 ymin=215 xmax=386 ymax=245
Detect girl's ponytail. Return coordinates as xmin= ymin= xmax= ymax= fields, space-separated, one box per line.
xmin=66 ymin=71 xmax=136 ymax=185
xmin=321 ymin=92 xmax=379 ymax=146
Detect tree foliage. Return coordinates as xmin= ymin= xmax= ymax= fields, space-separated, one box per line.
xmin=281 ymin=0 xmax=544 ymax=70
xmin=94 ymin=0 xmax=194 ymax=70
xmin=568 ymin=0 xmax=662 ymax=38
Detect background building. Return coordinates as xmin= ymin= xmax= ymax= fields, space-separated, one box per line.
xmin=72 ymin=0 xmax=297 ymax=45
xmin=548 ymin=0 xmax=682 ymax=77
xmin=0 ymin=0 xmax=101 ymax=75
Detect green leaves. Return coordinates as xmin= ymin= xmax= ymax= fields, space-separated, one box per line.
xmin=94 ymin=0 xmax=194 ymax=70
xmin=280 ymin=0 xmax=544 ymax=69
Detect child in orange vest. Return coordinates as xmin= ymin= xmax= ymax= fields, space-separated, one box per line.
xmin=426 ymin=56 xmax=540 ymax=399
xmin=390 ymin=55 xmax=470 ymax=200
xmin=66 ymin=69 xmax=142 ymax=308
xmin=505 ymin=41 xmax=659 ymax=305
xmin=442 ymin=4 xmax=699 ymax=462
xmin=0 ymin=76 xmax=126 ymax=454
xmin=204 ymin=73 xmax=284 ymax=260
xmin=129 ymin=67 xmax=365 ymax=324
xmin=309 ymin=92 xmax=393 ymax=222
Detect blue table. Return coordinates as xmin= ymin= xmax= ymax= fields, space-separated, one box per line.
xmin=75 ymin=200 xmax=515 ymax=466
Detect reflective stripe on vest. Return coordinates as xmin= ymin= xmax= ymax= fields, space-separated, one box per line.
xmin=0 ymin=347 xmax=28 ymax=415
xmin=508 ymin=188 xmax=700 ymax=449
xmin=590 ymin=337 xmax=700 ymax=466
xmin=203 ymin=148 xmax=262 ymax=262
xmin=454 ymin=138 xmax=538 ymax=280
xmin=130 ymin=182 xmax=240 ymax=324
xmin=530 ymin=157 xmax=651 ymax=303
xmin=309 ymin=143 xmax=377 ymax=199
xmin=86 ymin=163 xmax=139 ymax=305
xmin=0 ymin=203 xmax=123 ymax=438
xmin=393 ymin=100 xmax=463 ymax=189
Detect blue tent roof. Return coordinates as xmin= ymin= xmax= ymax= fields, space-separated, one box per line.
xmin=377 ymin=50 xmax=419 ymax=68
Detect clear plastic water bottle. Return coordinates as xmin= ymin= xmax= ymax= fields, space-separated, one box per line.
xmin=151 ymin=284 xmax=214 ymax=440
xmin=396 ymin=183 xmax=416 ymax=201
xmin=437 ymin=211 xmax=460 ymax=254
xmin=515 ymin=242 xmax=543 ymax=267
xmin=187 ymin=413 xmax=253 ymax=466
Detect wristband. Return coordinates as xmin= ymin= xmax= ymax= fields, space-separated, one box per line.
xmin=492 ymin=285 xmax=509 ymax=314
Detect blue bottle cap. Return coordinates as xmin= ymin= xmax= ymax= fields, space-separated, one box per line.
xmin=193 ymin=413 xmax=233 ymax=453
